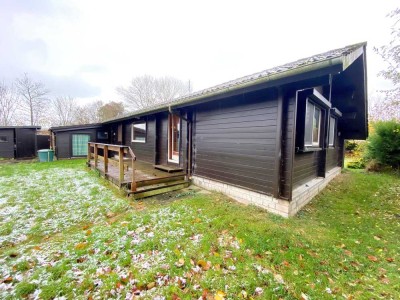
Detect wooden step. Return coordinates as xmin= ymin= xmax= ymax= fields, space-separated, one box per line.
xmin=153 ymin=164 xmax=183 ymax=173
xmin=129 ymin=180 xmax=190 ymax=199
xmin=135 ymin=174 xmax=186 ymax=188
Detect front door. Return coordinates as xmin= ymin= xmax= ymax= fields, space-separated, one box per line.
xmin=168 ymin=114 xmax=180 ymax=163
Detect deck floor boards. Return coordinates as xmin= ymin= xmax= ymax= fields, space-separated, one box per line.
xmin=88 ymin=160 xmax=185 ymax=185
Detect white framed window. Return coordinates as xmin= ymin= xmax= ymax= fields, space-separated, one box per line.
xmin=131 ymin=122 xmax=146 ymax=143
xmin=328 ymin=116 xmax=336 ymax=147
xmin=305 ymin=100 xmax=322 ymax=147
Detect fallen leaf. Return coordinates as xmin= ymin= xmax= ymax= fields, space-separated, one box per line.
xmin=75 ymin=242 xmax=88 ymax=250
xmin=2 ymin=277 xmax=13 ymax=283
xmin=147 ymin=282 xmax=155 ymax=290
xmin=86 ymin=230 xmax=92 ymax=236
xmin=344 ymin=250 xmax=352 ymax=256
xmin=214 ymin=290 xmax=225 ymax=300
xmin=175 ymin=258 xmax=185 ymax=268
xmin=32 ymin=246 xmax=41 ymax=251
xmin=106 ymin=212 xmax=115 ymax=218
xmin=367 ymin=255 xmax=378 ymax=262
xmin=171 ymin=294 xmax=181 ymax=300
xmin=197 ymin=260 xmax=211 ymax=271
xmin=274 ymin=274 xmax=285 ymax=284
xmin=373 ymin=236 xmax=381 ymax=241
xmin=300 ymin=292 xmax=309 ymax=300
xmin=386 ymin=257 xmax=394 ymax=263
xmin=380 ymin=277 xmax=390 ymax=284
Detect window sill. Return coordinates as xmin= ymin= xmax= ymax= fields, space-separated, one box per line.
xmin=297 ymin=147 xmax=323 ymax=153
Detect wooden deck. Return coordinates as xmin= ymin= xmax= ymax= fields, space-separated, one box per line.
xmin=87 ymin=142 xmax=189 ymax=198
xmin=88 ymin=159 xmax=185 ymax=186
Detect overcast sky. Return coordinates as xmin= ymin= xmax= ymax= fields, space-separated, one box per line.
xmin=0 ymin=0 xmax=398 ymax=105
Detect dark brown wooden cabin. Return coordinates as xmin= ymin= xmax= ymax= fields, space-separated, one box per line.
xmin=51 ymin=43 xmax=368 ymax=216
xmin=0 ymin=126 xmax=41 ymax=159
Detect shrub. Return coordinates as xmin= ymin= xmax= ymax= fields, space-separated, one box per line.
xmin=365 ymin=121 xmax=400 ymax=169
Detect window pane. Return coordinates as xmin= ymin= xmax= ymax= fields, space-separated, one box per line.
xmin=305 ymin=101 xmax=313 ymax=146
xmin=0 ymin=136 xmax=8 ymax=142
xmin=312 ymin=107 xmax=320 ymax=145
xmin=329 ymin=117 xmax=336 ymax=146
xmin=132 ymin=122 xmax=146 ymax=142
xmin=72 ymin=134 xmax=90 ymax=156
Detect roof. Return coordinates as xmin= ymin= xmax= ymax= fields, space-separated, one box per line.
xmin=104 ymin=42 xmax=367 ymax=124
xmin=0 ymin=126 xmax=41 ymax=130
xmin=49 ymin=123 xmax=102 ymax=132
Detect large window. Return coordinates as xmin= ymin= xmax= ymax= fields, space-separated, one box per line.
xmin=72 ymin=134 xmax=90 ymax=156
xmin=305 ymin=100 xmax=322 ymax=147
xmin=131 ymin=122 xmax=146 ymax=143
xmin=328 ymin=116 xmax=336 ymax=147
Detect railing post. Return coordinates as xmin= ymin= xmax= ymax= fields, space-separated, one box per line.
xmin=94 ymin=144 xmax=98 ymax=168
xmin=119 ymin=147 xmax=124 ymax=184
xmin=104 ymin=145 xmax=108 ymax=174
xmin=131 ymin=157 xmax=136 ymax=192
xmin=87 ymin=143 xmax=91 ymax=162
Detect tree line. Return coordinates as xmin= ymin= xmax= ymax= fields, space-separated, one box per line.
xmin=0 ymin=74 xmax=191 ymax=128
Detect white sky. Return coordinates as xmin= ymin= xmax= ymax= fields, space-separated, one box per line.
xmin=0 ymin=0 xmax=398 ymax=105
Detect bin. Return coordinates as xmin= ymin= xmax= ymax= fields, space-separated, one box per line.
xmin=38 ymin=149 xmax=54 ymax=162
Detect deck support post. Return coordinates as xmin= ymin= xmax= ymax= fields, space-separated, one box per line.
xmin=94 ymin=144 xmax=98 ymax=168
xmin=131 ymin=159 xmax=136 ymax=192
xmin=118 ymin=147 xmax=124 ymax=185
xmin=87 ymin=143 xmax=91 ymax=162
xmin=104 ymin=145 xmax=108 ymax=174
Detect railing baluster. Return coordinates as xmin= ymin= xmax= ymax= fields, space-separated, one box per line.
xmin=104 ymin=145 xmax=108 ymax=174
xmin=119 ymin=147 xmax=124 ymax=185
xmin=87 ymin=143 xmax=91 ymax=163
xmin=131 ymin=156 xmax=136 ymax=192
xmin=94 ymin=144 xmax=98 ymax=168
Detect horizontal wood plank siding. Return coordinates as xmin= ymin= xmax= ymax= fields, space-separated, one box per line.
xmin=0 ymin=129 xmax=15 ymax=158
xmin=125 ymin=116 xmax=156 ymax=164
xmin=292 ymin=151 xmax=322 ymax=188
xmin=193 ymin=90 xmax=278 ymax=195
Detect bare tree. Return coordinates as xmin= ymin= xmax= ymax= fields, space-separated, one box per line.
xmin=116 ymin=75 xmax=191 ymax=111
xmin=74 ymin=100 xmax=104 ymax=125
xmin=98 ymin=101 xmax=125 ymax=121
xmin=372 ymin=8 xmax=400 ymax=121
xmin=0 ymin=82 xmax=19 ymax=126
xmin=51 ymin=96 xmax=78 ymax=126
xmin=15 ymin=73 xmax=50 ymax=126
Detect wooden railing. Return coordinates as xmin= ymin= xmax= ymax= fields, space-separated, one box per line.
xmin=87 ymin=142 xmax=137 ymax=191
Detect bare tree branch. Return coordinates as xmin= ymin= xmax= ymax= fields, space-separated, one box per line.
xmin=116 ymin=75 xmax=191 ymax=111
xmin=15 ymin=73 xmax=50 ymax=126
xmin=0 ymin=82 xmax=19 ymax=126
xmin=51 ymin=96 xmax=78 ymax=126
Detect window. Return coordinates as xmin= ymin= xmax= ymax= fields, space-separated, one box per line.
xmin=72 ymin=134 xmax=90 ymax=156
xmin=131 ymin=122 xmax=146 ymax=143
xmin=328 ymin=116 xmax=336 ymax=147
xmin=97 ymin=131 xmax=108 ymax=140
xmin=0 ymin=136 xmax=8 ymax=143
xmin=305 ymin=100 xmax=321 ymax=147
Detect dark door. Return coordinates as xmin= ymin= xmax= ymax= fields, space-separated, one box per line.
xmin=110 ymin=124 xmax=123 ymax=145
xmin=0 ymin=129 xmax=15 ymax=158
xmin=15 ymin=128 xmax=36 ymax=158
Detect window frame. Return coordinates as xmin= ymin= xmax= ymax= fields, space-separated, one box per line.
xmin=131 ymin=121 xmax=147 ymax=143
xmin=304 ymin=99 xmax=322 ymax=148
xmin=328 ymin=116 xmax=337 ymax=147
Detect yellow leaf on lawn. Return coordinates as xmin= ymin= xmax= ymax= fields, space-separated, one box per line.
xmin=75 ymin=242 xmax=88 ymax=250
xmin=32 ymin=246 xmax=41 ymax=251
xmin=215 ymin=290 xmax=226 ymax=300
xmin=86 ymin=230 xmax=92 ymax=236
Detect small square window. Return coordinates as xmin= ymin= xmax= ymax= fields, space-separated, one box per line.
xmin=97 ymin=131 xmax=109 ymax=140
xmin=305 ymin=100 xmax=322 ymax=147
xmin=0 ymin=136 xmax=8 ymax=143
xmin=131 ymin=122 xmax=146 ymax=143
xmin=329 ymin=116 xmax=336 ymax=147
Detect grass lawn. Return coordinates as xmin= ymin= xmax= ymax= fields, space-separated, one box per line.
xmin=0 ymin=160 xmax=399 ymax=299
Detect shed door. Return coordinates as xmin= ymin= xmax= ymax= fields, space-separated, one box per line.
xmin=72 ymin=134 xmax=90 ymax=156
xmin=15 ymin=128 xmax=36 ymax=158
